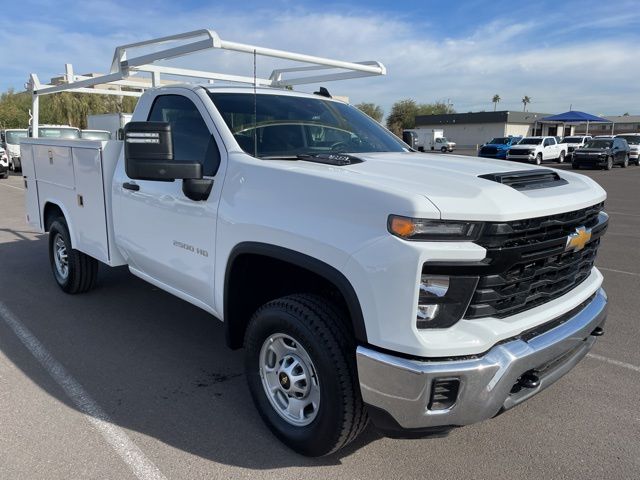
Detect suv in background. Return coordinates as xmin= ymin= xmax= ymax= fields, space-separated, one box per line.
xmin=614 ymin=134 xmax=640 ymax=166
xmin=478 ymin=136 xmax=522 ymax=159
xmin=561 ymin=135 xmax=592 ymax=159
xmin=572 ymin=137 xmax=630 ymax=170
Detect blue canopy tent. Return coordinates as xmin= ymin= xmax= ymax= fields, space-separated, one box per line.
xmin=537 ymin=110 xmax=611 ymax=136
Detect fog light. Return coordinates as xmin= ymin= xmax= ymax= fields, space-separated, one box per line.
xmin=429 ymin=378 xmax=460 ymax=411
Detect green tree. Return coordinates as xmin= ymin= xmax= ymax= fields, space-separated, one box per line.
xmin=522 ymin=95 xmax=531 ymax=112
xmin=492 ymin=94 xmax=501 ymax=111
xmin=355 ymin=102 xmax=384 ymax=122
xmin=386 ymin=99 xmax=455 ymax=135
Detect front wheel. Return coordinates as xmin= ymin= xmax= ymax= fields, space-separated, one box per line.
xmin=622 ymin=155 xmax=629 ymax=168
xmin=535 ymin=153 xmax=542 ymax=165
xmin=605 ymin=156 xmax=613 ymax=170
xmin=244 ymin=294 xmax=367 ymax=456
xmin=558 ymin=151 xmax=565 ymax=163
xmin=48 ymin=218 xmax=98 ymax=293
xmin=636 ymin=157 xmax=640 ymax=167
xmin=441 ymin=146 xmax=447 ymax=153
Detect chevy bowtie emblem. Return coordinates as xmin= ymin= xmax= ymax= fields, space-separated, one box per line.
xmin=565 ymin=226 xmax=592 ymax=252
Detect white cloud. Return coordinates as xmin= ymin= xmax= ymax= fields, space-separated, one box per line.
xmin=2 ymin=2 xmax=638 ymax=116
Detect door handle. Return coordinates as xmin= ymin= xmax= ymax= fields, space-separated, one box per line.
xmin=123 ymin=182 xmax=140 ymax=191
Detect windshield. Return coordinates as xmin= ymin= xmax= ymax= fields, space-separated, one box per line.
xmin=584 ymin=140 xmax=612 ymax=149
xmin=561 ymin=137 xmax=585 ymax=143
xmin=488 ymin=137 xmax=511 ymax=144
xmin=518 ymin=138 xmax=543 ymax=145
xmin=617 ymin=135 xmax=640 ymax=145
xmin=81 ymin=130 xmax=111 ymax=140
xmin=209 ymin=92 xmax=406 ymax=157
xmin=39 ymin=128 xmax=80 ymax=139
xmin=5 ymin=130 xmax=28 ymax=144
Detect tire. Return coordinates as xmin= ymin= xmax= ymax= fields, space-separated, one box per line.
xmin=441 ymin=146 xmax=447 ymax=153
xmin=622 ymin=155 xmax=629 ymax=168
xmin=244 ymin=294 xmax=367 ymax=457
xmin=605 ymin=156 xmax=613 ymax=170
xmin=535 ymin=153 xmax=542 ymax=165
xmin=636 ymin=157 xmax=640 ymax=167
xmin=0 ymin=170 xmax=7 ymax=179
xmin=48 ymin=218 xmax=98 ymax=294
xmin=558 ymin=151 xmax=565 ymax=163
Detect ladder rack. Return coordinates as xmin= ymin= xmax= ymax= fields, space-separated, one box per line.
xmin=26 ymin=29 xmax=386 ymax=137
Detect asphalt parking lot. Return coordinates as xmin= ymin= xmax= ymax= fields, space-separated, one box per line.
xmin=0 ymin=161 xmax=639 ymax=480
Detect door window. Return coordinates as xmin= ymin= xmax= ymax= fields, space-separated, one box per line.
xmin=543 ymin=138 xmax=552 ymax=147
xmin=148 ymin=95 xmax=220 ymax=176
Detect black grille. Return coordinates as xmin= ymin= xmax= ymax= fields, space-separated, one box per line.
xmin=508 ymin=149 xmax=530 ymax=156
xmin=423 ymin=203 xmax=607 ymax=319
xmin=480 ymin=146 xmax=498 ymax=156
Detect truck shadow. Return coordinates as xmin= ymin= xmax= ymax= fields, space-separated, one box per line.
xmin=0 ymin=232 xmax=384 ymax=469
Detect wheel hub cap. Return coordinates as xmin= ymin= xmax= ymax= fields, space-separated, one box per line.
xmin=259 ymin=334 xmax=320 ymax=426
xmin=53 ymin=234 xmax=69 ymax=279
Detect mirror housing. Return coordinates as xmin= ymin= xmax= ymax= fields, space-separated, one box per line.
xmin=124 ymin=122 xmax=202 ymax=181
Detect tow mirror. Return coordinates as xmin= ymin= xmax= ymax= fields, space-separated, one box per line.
xmin=123 ymin=122 xmax=202 ymax=181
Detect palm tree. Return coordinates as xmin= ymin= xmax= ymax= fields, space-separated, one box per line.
xmin=522 ymin=95 xmax=531 ymax=112
xmin=492 ymin=94 xmax=501 ymax=111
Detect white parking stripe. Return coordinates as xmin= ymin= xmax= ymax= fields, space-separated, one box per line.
xmin=587 ymin=353 xmax=640 ymax=374
xmin=0 ymin=182 xmax=24 ymax=191
xmin=0 ymin=302 xmax=167 ymax=480
xmin=597 ymin=266 xmax=640 ymax=277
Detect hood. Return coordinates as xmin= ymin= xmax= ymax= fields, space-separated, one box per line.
xmin=509 ymin=144 xmax=538 ymax=150
xmin=338 ymin=152 xmax=606 ymax=221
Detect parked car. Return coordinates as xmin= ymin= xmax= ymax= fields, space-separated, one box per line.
xmin=506 ymin=136 xmax=568 ymax=164
xmin=1 ymin=128 xmax=28 ymax=172
xmin=572 ymin=137 xmax=630 ymax=170
xmin=478 ymin=136 xmax=522 ymax=159
xmin=80 ymin=129 xmax=112 ymax=140
xmin=614 ymin=134 xmax=640 ymax=166
xmin=0 ymin=147 xmax=8 ymax=178
xmin=561 ymin=135 xmax=592 ymax=159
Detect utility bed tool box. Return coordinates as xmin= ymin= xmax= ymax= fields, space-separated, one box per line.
xmin=22 ymin=138 xmax=126 ymax=266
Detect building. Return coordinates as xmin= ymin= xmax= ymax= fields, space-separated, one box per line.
xmin=414 ymin=111 xmax=554 ymax=147
xmin=574 ymin=115 xmax=640 ymax=135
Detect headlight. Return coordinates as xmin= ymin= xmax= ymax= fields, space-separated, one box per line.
xmin=417 ymin=274 xmax=479 ymax=328
xmin=388 ymin=215 xmax=483 ymax=241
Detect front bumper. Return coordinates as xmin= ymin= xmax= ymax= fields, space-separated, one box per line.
xmin=357 ymin=288 xmax=607 ymax=432
xmin=573 ymin=156 xmax=607 ymax=167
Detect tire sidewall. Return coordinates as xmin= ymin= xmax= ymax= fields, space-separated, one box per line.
xmin=536 ymin=153 xmax=542 ymax=165
xmin=49 ymin=219 xmax=74 ymax=291
xmin=245 ymin=308 xmax=347 ymax=456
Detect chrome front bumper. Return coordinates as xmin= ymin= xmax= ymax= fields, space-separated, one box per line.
xmin=357 ymin=288 xmax=607 ymax=431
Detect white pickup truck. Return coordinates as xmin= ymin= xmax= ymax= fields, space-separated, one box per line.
xmin=22 ymin=30 xmax=609 ymax=457
xmin=507 ymin=136 xmax=568 ymax=164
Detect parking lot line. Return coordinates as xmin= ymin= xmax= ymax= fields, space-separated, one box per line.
xmin=587 ymin=353 xmax=640 ymax=374
xmin=597 ymin=266 xmax=640 ymax=277
xmin=0 ymin=302 xmax=167 ymax=480
xmin=0 ymin=182 xmax=24 ymax=191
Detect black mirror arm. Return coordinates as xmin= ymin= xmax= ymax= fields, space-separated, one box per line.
xmin=183 ymin=178 xmax=213 ymax=201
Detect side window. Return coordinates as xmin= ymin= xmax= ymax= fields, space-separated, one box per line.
xmin=148 ymin=95 xmax=220 ymax=176
xmin=543 ymin=138 xmax=551 ymax=147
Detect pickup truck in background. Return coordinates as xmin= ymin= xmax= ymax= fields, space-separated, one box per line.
xmin=1 ymin=128 xmax=28 ymax=173
xmin=478 ymin=136 xmax=522 ymax=159
xmin=507 ymin=136 xmax=568 ymax=164
xmin=22 ymin=30 xmax=610 ymax=457
xmin=561 ymin=135 xmax=592 ymax=159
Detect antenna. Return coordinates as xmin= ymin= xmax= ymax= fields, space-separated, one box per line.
xmin=253 ymin=48 xmax=257 ymax=158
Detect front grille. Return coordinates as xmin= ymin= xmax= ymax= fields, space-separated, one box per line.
xmin=508 ymin=149 xmax=530 ymax=156
xmin=480 ymin=146 xmax=498 ymax=156
xmin=423 ymin=203 xmax=607 ymax=319
xmin=568 ymin=146 xmax=575 ymax=152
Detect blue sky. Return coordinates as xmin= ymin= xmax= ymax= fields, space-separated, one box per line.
xmin=2 ymin=0 xmax=639 ymax=116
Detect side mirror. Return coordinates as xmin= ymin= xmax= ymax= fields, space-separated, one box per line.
xmin=123 ymin=122 xmax=202 ymax=181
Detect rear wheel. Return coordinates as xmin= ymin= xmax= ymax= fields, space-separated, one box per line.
xmin=48 ymin=218 xmax=98 ymax=293
xmin=244 ymin=294 xmax=367 ymax=456
xmin=535 ymin=153 xmax=542 ymax=165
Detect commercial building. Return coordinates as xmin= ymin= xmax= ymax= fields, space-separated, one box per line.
xmin=575 ymin=115 xmax=640 ymax=135
xmin=414 ymin=111 xmax=555 ymax=147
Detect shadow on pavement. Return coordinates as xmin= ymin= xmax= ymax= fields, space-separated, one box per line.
xmin=0 ymin=231 xmax=385 ymax=469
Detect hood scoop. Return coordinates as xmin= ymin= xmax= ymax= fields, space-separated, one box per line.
xmin=479 ymin=169 xmax=569 ymax=191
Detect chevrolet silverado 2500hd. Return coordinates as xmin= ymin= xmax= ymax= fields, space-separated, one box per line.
xmin=22 ymin=30 xmax=609 ymax=457
xmin=507 ymin=136 xmax=568 ymax=164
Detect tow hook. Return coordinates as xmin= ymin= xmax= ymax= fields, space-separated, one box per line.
xmin=518 ymin=371 xmax=540 ymax=389
xmin=591 ymin=326 xmax=604 ymax=337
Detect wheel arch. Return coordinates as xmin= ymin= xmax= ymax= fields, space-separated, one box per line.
xmin=42 ymin=200 xmax=77 ymax=247
xmin=223 ymin=242 xmax=367 ymax=349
